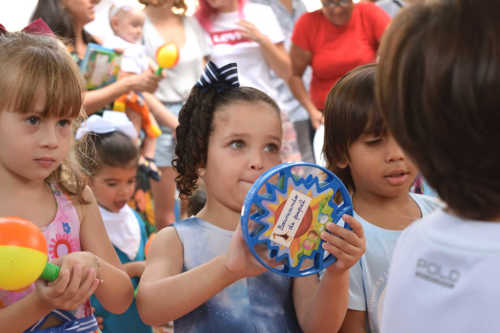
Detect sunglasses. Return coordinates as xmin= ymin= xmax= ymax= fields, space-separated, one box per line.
xmin=321 ymin=0 xmax=351 ymax=8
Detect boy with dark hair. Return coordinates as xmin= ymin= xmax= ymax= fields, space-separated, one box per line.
xmin=323 ymin=63 xmax=441 ymax=333
xmin=376 ymin=0 xmax=500 ymax=331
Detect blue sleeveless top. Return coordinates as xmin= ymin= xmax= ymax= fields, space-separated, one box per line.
xmin=174 ymin=217 xmax=302 ymax=333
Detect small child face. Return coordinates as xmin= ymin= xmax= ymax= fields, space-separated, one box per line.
xmin=89 ymin=165 xmax=137 ymax=212
xmin=0 ymin=90 xmax=75 ymax=182
xmin=344 ymin=131 xmax=418 ymax=198
xmin=112 ymin=9 xmax=146 ymax=44
xmin=200 ymin=100 xmax=282 ymax=213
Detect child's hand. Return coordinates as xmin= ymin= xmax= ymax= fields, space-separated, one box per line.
xmin=223 ymin=224 xmax=268 ymax=279
xmin=34 ymin=252 xmax=101 ymax=311
xmin=321 ymin=215 xmax=365 ymax=274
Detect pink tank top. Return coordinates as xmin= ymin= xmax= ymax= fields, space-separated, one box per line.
xmin=0 ymin=185 xmax=92 ymax=318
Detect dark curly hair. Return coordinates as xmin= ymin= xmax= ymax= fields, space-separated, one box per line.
xmin=173 ymin=85 xmax=280 ymax=198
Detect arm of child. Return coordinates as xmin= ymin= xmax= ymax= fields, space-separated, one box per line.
xmin=0 ymin=260 xmax=99 ymax=331
xmin=137 ymin=223 xmax=267 ymax=326
xmin=339 ymin=310 xmax=368 ymax=333
xmin=78 ymin=186 xmax=134 ymax=314
xmin=292 ymin=215 xmax=366 ymax=333
xmin=136 ymin=227 xmax=235 ymax=325
xmin=142 ymin=92 xmax=180 ymax=131
xmin=141 ymin=136 xmax=157 ymax=161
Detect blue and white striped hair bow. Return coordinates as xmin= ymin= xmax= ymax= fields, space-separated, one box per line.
xmin=196 ymin=61 xmax=240 ymax=92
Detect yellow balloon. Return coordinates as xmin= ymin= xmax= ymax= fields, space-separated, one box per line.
xmin=0 ymin=245 xmax=47 ymax=290
xmin=156 ymin=43 xmax=179 ymax=69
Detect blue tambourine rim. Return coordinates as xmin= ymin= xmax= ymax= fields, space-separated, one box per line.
xmin=240 ymin=162 xmax=353 ymax=277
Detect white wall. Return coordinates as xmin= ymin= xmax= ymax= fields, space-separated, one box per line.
xmin=0 ymin=0 xmax=38 ymax=31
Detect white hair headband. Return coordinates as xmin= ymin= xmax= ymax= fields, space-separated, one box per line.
xmin=109 ymin=1 xmax=144 ymax=19
xmin=76 ymin=111 xmax=138 ymax=140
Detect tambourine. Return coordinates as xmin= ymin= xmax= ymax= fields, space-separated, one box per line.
xmin=240 ymin=162 xmax=352 ymax=277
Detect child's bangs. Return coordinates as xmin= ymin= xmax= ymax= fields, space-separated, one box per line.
xmin=1 ymin=43 xmax=83 ymax=118
xmin=363 ymin=107 xmax=387 ymax=137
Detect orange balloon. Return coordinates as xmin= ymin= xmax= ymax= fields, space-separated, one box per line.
xmin=0 ymin=217 xmax=49 ymax=290
xmin=0 ymin=217 xmax=47 ymax=253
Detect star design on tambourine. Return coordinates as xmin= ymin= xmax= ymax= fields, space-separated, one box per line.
xmin=241 ymin=162 xmax=353 ymax=277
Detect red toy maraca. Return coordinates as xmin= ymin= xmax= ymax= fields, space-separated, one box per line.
xmin=0 ymin=217 xmax=59 ymax=291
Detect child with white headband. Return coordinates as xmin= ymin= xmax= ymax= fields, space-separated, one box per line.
xmin=76 ymin=111 xmax=153 ymax=333
xmin=104 ymin=0 xmax=179 ymax=169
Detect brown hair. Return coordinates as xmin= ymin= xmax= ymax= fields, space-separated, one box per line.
xmin=376 ymin=0 xmax=500 ymax=220
xmin=323 ymin=63 xmax=384 ymax=192
xmin=0 ymin=32 xmax=86 ymax=199
xmin=76 ymin=131 xmax=140 ymax=178
xmin=173 ymin=86 xmax=281 ymax=198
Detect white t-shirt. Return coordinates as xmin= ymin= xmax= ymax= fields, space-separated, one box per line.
xmin=207 ymin=3 xmax=285 ymax=102
xmin=376 ymin=0 xmax=406 ymax=18
xmin=102 ymin=34 xmax=148 ymax=75
xmin=381 ymin=209 xmax=500 ymax=333
xmin=348 ymin=194 xmax=443 ymax=333
xmin=142 ymin=16 xmax=211 ymax=103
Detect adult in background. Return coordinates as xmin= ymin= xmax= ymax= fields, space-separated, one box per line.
xmin=195 ymin=0 xmax=302 ymax=164
xmin=289 ymin=0 xmax=390 ymax=129
xmin=30 ymin=0 xmax=160 ymax=115
xmin=141 ymin=0 xmax=210 ymax=229
xmin=250 ymin=0 xmax=314 ymax=162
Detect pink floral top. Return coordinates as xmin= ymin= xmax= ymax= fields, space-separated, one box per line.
xmin=0 ymin=185 xmax=92 ymax=319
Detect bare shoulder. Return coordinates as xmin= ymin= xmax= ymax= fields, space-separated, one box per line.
xmin=145 ymin=226 xmax=184 ymax=278
xmin=150 ymin=226 xmax=183 ymax=261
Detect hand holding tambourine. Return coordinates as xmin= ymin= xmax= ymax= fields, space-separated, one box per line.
xmin=240 ymin=162 xmax=353 ymax=277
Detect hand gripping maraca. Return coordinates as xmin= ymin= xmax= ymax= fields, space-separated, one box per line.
xmin=155 ymin=42 xmax=179 ymax=76
xmin=240 ymin=162 xmax=353 ymax=277
xmin=0 ymin=217 xmax=59 ymax=291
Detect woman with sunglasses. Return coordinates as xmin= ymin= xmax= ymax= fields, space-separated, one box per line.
xmin=288 ymin=0 xmax=390 ymax=130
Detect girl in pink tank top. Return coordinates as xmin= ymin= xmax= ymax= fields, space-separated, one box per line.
xmin=0 ymin=28 xmax=133 ymax=332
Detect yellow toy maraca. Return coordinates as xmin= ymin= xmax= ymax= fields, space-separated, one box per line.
xmin=0 ymin=216 xmax=59 ymax=291
xmin=155 ymin=42 xmax=179 ymax=76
